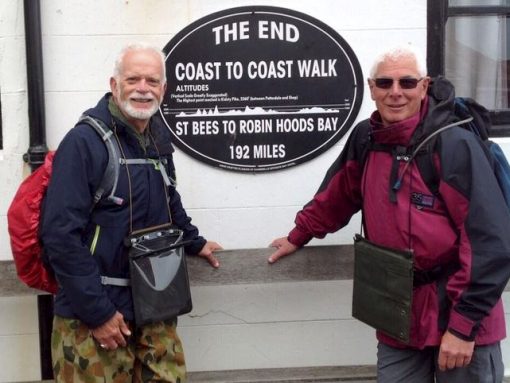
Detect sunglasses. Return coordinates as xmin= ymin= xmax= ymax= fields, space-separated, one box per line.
xmin=373 ymin=77 xmax=424 ymax=90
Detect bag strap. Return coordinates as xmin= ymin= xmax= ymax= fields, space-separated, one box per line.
xmin=79 ymin=115 xmax=124 ymax=205
xmin=413 ymin=97 xmax=491 ymax=196
xmin=96 ymin=119 xmax=176 ymax=288
xmin=120 ymin=158 xmax=176 ymax=188
xmin=413 ymin=143 xmax=441 ymax=196
xmin=100 ymin=276 xmax=130 ymax=286
xmin=109 ymin=119 xmax=174 ymax=234
xmin=392 ymin=117 xmax=473 ymax=193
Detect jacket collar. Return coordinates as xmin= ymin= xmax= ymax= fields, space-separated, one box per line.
xmin=369 ymin=97 xmax=428 ymax=146
xmin=368 ymin=76 xmax=456 ymax=147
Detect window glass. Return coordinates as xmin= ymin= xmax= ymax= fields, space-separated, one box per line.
xmin=445 ymin=15 xmax=509 ymax=110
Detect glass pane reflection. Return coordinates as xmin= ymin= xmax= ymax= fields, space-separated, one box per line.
xmin=445 ymin=15 xmax=509 ymax=109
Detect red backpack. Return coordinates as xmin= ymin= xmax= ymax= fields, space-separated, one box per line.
xmin=8 ymin=152 xmax=58 ymax=293
xmin=7 ymin=115 xmax=122 ymax=293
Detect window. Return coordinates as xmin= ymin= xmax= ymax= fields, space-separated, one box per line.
xmin=427 ymin=0 xmax=510 ymax=136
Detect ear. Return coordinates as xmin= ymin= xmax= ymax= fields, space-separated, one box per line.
xmin=420 ymin=76 xmax=431 ymax=99
xmin=109 ymin=77 xmax=117 ymax=94
xmin=367 ymin=78 xmax=376 ymax=101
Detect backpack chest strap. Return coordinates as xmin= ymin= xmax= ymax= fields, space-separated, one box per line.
xmin=367 ymin=142 xmax=412 ymax=203
xmin=120 ymin=158 xmax=175 ymax=187
xmin=389 ymin=146 xmax=411 ymax=203
xmin=100 ymin=276 xmax=130 ymax=286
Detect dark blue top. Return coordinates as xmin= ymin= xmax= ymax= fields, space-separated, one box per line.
xmin=40 ymin=94 xmax=206 ymax=327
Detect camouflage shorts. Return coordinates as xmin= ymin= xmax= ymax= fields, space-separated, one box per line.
xmin=51 ymin=316 xmax=186 ymax=383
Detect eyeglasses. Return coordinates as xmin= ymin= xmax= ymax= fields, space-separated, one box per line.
xmin=373 ymin=77 xmax=424 ymax=90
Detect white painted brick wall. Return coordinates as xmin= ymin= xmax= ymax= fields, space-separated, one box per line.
xmin=2 ymin=288 xmax=510 ymax=382
xmin=2 ymin=1 xmax=509 ymax=382
xmin=0 ymin=0 xmax=427 ymax=259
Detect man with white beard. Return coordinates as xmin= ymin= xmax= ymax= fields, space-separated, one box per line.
xmin=41 ymin=43 xmax=222 ymax=383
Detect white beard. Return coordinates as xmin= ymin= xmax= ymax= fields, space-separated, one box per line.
xmin=120 ymin=98 xmax=159 ymax=120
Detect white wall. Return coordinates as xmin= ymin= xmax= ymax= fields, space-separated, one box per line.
xmin=6 ymin=1 xmax=510 ymax=382
xmin=3 ymin=288 xmax=510 ymax=381
xmin=0 ymin=0 xmax=427 ymax=261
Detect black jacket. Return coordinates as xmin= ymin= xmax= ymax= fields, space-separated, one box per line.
xmin=41 ymin=94 xmax=206 ymax=327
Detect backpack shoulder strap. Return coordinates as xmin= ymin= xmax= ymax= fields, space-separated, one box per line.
xmin=414 ymin=97 xmax=489 ymax=196
xmin=78 ymin=115 xmax=123 ymax=205
xmin=414 ymin=143 xmax=440 ymax=195
xmin=393 ymin=117 xmax=474 ymax=195
xmin=357 ymin=120 xmax=386 ymax=169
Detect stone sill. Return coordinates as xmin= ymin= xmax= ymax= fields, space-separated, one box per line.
xmin=3 ymin=243 xmax=508 ymax=297
xmin=0 ymin=245 xmax=354 ymax=297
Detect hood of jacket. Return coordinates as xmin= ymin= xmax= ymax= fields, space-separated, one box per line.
xmin=411 ymin=75 xmax=457 ymax=145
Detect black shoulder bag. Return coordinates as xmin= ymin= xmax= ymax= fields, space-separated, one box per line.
xmin=126 ymin=224 xmax=192 ymax=326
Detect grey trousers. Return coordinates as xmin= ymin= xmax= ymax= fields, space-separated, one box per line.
xmin=377 ymin=341 xmax=504 ymax=383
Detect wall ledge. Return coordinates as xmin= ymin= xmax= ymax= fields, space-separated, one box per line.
xmin=4 ymin=244 xmax=510 ymax=296
xmin=0 ymin=244 xmax=354 ymax=296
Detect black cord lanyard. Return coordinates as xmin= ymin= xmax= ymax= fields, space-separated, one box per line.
xmin=360 ymin=136 xmax=413 ymax=251
xmin=111 ymin=119 xmax=173 ymax=234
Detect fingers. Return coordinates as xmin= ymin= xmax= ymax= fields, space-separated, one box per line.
xmin=201 ymin=252 xmax=220 ymax=268
xmin=267 ymin=253 xmax=279 ymax=264
xmin=462 ymin=356 xmax=472 ymax=367
xmin=97 ymin=330 xmax=127 ymax=350
xmin=199 ymin=241 xmax=222 ymax=268
xmin=209 ymin=241 xmax=223 ymax=251
xmin=437 ymin=351 xmax=447 ymax=371
xmin=102 ymin=330 xmax=126 ymax=350
xmin=270 ymin=238 xmax=282 ymax=248
xmin=268 ymin=245 xmax=295 ymax=263
xmin=93 ymin=332 xmax=119 ymax=351
xmin=115 ymin=318 xmax=131 ymax=347
xmin=92 ymin=312 xmax=131 ymax=350
xmin=119 ymin=319 xmax=132 ymax=338
xmin=111 ymin=312 xmax=128 ymax=348
xmin=268 ymin=247 xmax=287 ymax=264
xmin=113 ymin=329 xmax=127 ymax=348
xmin=438 ymin=354 xmax=472 ymax=371
xmin=437 ymin=331 xmax=475 ymax=371
xmin=268 ymin=237 xmax=298 ymax=264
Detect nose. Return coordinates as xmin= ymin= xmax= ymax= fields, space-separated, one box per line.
xmin=136 ymin=79 xmax=149 ymax=93
xmin=389 ymin=80 xmax=403 ymax=95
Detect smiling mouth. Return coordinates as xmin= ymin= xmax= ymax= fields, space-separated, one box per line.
xmin=131 ymin=98 xmax=154 ymax=104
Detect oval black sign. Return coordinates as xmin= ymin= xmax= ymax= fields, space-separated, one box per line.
xmin=160 ymin=6 xmax=364 ymax=172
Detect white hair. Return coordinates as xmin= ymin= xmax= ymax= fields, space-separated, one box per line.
xmin=113 ymin=42 xmax=166 ymax=82
xmin=369 ymin=45 xmax=427 ymax=78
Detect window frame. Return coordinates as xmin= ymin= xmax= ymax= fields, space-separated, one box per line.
xmin=0 ymin=89 xmax=3 ymax=149
xmin=427 ymin=0 xmax=510 ymax=137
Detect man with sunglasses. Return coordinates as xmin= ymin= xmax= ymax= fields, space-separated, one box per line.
xmin=269 ymin=45 xmax=510 ymax=382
